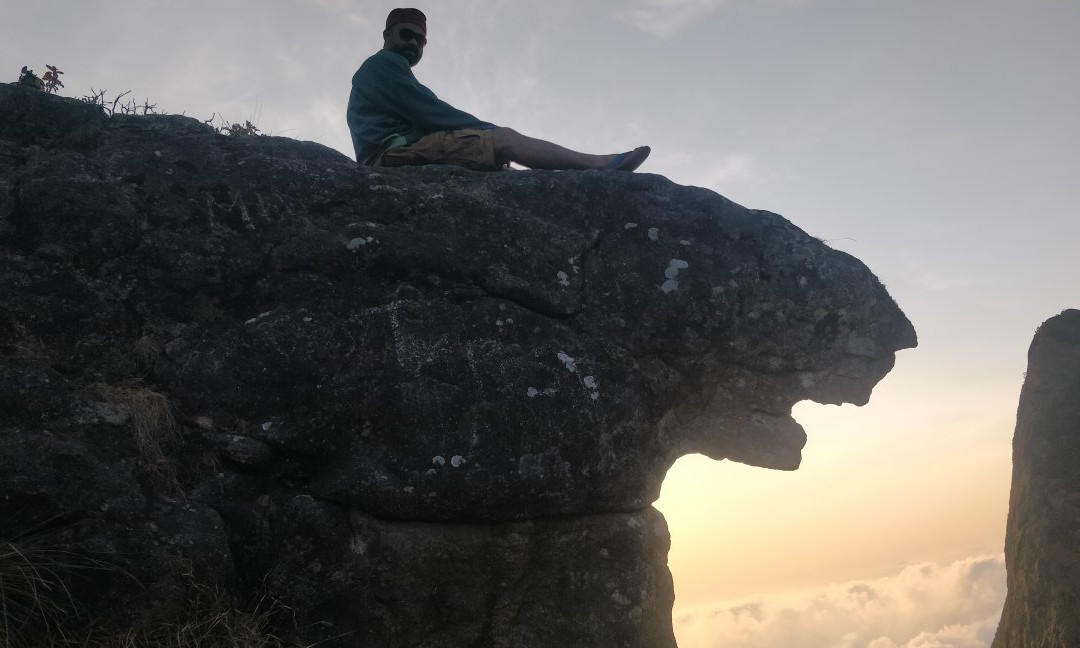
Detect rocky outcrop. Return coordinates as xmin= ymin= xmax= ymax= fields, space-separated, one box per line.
xmin=0 ymin=83 xmax=916 ymax=646
xmin=993 ymin=309 xmax=1080 ymax=648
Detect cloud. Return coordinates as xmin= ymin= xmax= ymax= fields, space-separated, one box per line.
xmin=674 ymin=554 xmax=1005 ymax=648
xmin=619 ymin=0 xmax=807 ymax=38
xmin=700 ymin=153 xmax=764 ymax=186
xmin=619 ymin=0 xmax=729 ymax=38
xmin=653 ymin=151 xmax=765 ymax=196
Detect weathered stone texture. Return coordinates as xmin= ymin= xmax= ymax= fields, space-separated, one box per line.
xmin=0 ymin=83 xmax=915 ymax=646
xmin=993 ymin=309 xmax=1080 ymax=648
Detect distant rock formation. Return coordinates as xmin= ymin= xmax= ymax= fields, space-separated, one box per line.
xmin=993 ymin=309 xmax=1080 ymax=648
xmin=0 ymin=83 xmax=916 ymax=647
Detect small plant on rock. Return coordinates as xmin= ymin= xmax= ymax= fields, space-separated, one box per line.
xmin=203 ymin=113 xmax=263 ymax=136
xmin=17 ymin=66 xmax=43 ymax=91
xmin=81 ymin=88 xmax=158 ymax=116
xmin=42 ymin=65 xmax=64 ymax=93
xmin=16 ymin=65 xmax=64 ymax=93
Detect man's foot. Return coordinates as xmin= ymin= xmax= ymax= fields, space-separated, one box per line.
xmin=605 ymin=146 xmax=651 ymax=172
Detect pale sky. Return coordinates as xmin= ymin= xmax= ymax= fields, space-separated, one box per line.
xmin=5 ymin=1 xmax=1078 ymax=645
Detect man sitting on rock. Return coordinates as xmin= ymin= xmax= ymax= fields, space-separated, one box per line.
xmin=347 ymin=8 xmax=651 ymax=172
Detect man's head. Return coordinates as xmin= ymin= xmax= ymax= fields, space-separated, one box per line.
xmin=383 ymin=8 xmax=427 ymax=67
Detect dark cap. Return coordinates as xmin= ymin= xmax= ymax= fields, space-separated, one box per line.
xmin=386 ymin=8 xmax=426 ymax=34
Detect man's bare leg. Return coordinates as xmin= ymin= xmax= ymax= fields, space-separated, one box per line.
xmin=490 ymin=127 xmax=646 ymax=171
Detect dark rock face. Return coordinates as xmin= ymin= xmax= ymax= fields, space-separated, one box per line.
xmin=993 ymin=309 xmax=1080 ymax=648
xmin=0 ymin=83 xmax=915 ymax=646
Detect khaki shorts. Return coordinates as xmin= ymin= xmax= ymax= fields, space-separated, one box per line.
xmin=380 ymin=128 xmax=499 ymax=171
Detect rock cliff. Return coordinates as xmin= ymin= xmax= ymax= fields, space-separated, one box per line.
xmin=993 ymin=309 xmax=1080 ymax=648
xmin=0 ymin=83 xmax=916 ymax=646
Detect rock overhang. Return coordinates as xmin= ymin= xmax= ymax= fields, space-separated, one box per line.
xmin=0 ymin=83 xmax=917 ymax=523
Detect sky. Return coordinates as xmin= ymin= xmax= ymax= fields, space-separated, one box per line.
xmin=4 ymin=1 xmax=1079 ymax=645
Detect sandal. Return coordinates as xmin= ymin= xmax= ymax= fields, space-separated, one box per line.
xmin=605 ymin=146 xmax=651 ymax=172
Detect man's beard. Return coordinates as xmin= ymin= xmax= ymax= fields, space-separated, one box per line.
xmin=394 ymin=45 xmax=420 ymax=64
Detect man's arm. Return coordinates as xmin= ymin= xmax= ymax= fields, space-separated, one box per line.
xmin=360 ymin=51 xmax=496 ymax=134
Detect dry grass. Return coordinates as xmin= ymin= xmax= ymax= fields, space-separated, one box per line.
xmin=133 ymin=335 xmax=161 ymax=372
xmin=0 ymin=541 xmax=81 ymax=647
xmin=90 ymin=585 xmax=291 ymax=648
xmin=0 ymin=538 xmax=126 ymax=648
xmin=1 ymin=539 xmax=312 ymax=647
xmin=97 ymin=384 xmax=181 ymax=490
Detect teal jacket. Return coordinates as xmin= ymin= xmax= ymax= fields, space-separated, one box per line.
xmin=346 ymin=49 xmax=496 ymax=165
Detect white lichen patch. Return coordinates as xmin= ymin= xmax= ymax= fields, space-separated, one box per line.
xmin=261 ymin=421 xmax=273 ymax=431
xmin=432 ymin=455 xmax=446 ymax=466
xmin=680 ymin=240 xmax=692 ymax=246
xmin=346 ymin=236 xmax=376 ymax=251
xmin=660 ymin=259 xmax=689 ymax=294
xmin=245 ymin=311 xmax=271 ymax=325
xmin=557 ymin=271 xmax=570 ymax=287
xmin=557 ymin=351 xmax=578 ymax=373
xmin=610 ymin=592 xmax=633 ymax=606
xmin=583 ymin=375 xmax=600 ymax=401
xmin=647 ymin=227 xmax=660 ymax=241
xmin=624 ymin=222 xmax=638 ymax=230
xmin=527 ymin=387 xmax=539 ymax=398
xmin=664 ymin=259 xmax=689 ymax=278
xmin=450 ymin=455 xmax=466 ymax=468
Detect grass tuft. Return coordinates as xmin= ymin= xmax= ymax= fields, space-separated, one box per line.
xmin=1 ymin=540 xmax=315 ymax=647
xmin=97 ymin=384 xmax=178 ymax=461
xmin=0 ymin=537 xmax=127 ymax=648
xmin=133 ymin=334 xmax=161 ymax=372
xmin=92 ymin=584 xmax=291 ymax=648
xmin=0 ymin=541 xmax=80 ymax=647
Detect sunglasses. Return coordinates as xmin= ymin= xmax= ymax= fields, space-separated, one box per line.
xmin=398 ymin=28 xmax=427 ymax=45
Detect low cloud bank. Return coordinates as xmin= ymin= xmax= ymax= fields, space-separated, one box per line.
xmin=675 ymin=554 xmax=1005 ymax=648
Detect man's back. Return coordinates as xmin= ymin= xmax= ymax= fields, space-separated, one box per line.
xmin=347 ymin=49 xmax=493 ymax=165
